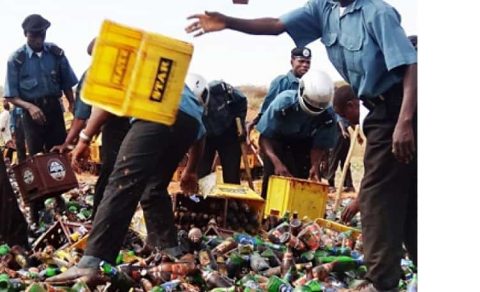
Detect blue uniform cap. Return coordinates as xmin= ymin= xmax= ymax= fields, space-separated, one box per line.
xmin=291 ymin=47 xmax=312 ymax=59
xmin=22 ymin=14 xmax=50 ymax=33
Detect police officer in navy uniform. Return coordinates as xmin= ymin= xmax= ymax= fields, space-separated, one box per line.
xmin=46 ymin=75 xmax=208 ymax=285
xmin=256 ymin=70 xmax=337 ymax=198
xmin=4 ymin=14 xmax=78 ymax=156
xmin=187 ymin=3 xmax=417 ymax=290
xmin=246 ymin=47 xmax=311 ymax=142
xmin=197 ymin=79 xmax=247 ymax=184
xmin=4 ymin=14 xmax=78 ymax=224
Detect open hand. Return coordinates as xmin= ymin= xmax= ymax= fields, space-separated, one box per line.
xmin=186 ymin=11 xmax=227 ymax=37
xmin=27 ymin=104 xmax=46 ymax=125
xmin=70 ymin=141 xmax=90 ymax=173
xmin=341 ymin=198 xmax=360 ymax=224
xmin=274 ymin=162 xmax=292 ymax=177
xmin=50 ymin=143 xmax=70 ymax=154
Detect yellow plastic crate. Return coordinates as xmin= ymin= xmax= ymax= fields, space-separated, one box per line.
xmin=265 ymin=176 xmax=328 ymax=220
xmin=82 ymin=20 xmax=194 ymax=125
xmin=315 ymin=218 xmax=361 ymax=240
xmin=89 ymin=142 xmax=101 ymax=164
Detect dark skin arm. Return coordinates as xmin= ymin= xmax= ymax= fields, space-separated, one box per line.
xmin=63 ymin=88 xmax=75 ymax=114
xmin=70 ymin=107 xmax=111 ymax=170
xmin=341 ymin=196 xmax=360 ymax=224
xmin=51 ymin=118 xmax=87 ymax=153
xmin=181 ymin=137 xmax=205 ymax=195
xmin=259 ymin=135 xmax=292 ymax=177
xmin=309 ymin=147 xmax=328 ymax=181
xmin=392 ymin=64 xmax=417 ymax=164
xmin=186 ymin=12 xmax=285 ymax=37
xmin=7 ymin=97 xmax=46 ymax=125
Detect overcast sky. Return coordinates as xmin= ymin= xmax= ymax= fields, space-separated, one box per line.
xmin=0 ymin=0 xmax=416 ymax=87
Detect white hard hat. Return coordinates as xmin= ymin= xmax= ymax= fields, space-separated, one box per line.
xmin=297 ymin=70 xmax=334 ymax=115
xmin=185 ymin=73 xmax=209 ymax=106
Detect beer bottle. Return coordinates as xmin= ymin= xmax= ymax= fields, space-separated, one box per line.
xmin=212 ymin=237 xmax=237 ymax=255
xmin=311 ymin=263 xmax=334 ymax=281
xmin=216 ymin=255 xmax=228 ymax=276
xmin=0 ymin=274 xmax=12 ymax=291
xmin=266 ymin=275 xmax=293 ymax=292
xmin=280 ymin=232 xmax=306 ymax=252
xmin=313 ymin=256 xmax=362 ymax=272
xmin=260 ymin=248 xmax=281 ymax=267
xmin=268 ymin=222 xmax=290 ymax=244
xmin=280 ymin=210 xmax=291 ymax=225
xmin=228 ymin=201 xmax=239 ymax=212
xmin=280 ymin=247 xmax=295 ymax=277
xmin=226 ymin=252 xmax=247 ymax=279
xmin=202 ymin=269 xmax=235 ymax=289
xmin=99 ymin=261 xmax=135 ymax=292
xmin=71 ymin=280 xmax=91 ymax=292
xmin=250 ymin=252 xmax=271 ymax=272
xmin=0 ymin=244 xmax=10 ymax=256
xmin=289 ymin=212 xmax=302 ymax=236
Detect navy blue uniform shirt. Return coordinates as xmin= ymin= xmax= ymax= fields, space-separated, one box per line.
xmin=4 ymin=43 xmax=78 ymax=100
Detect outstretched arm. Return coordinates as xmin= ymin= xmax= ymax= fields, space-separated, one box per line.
xmin=186 ymin=11 xmax=285 ymax=37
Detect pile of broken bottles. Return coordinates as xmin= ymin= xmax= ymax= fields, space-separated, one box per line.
xmin=0 ymin=210 xmax=417 ymax=291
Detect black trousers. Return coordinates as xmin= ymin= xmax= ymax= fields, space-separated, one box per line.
xmin=260 ymin=138 xmax=311 ymax=199
xmin=197 ymin=124 xmax=241 ymax=184
xmin=85 ymin=112 xmax=199 ymax=263
xmin=359 ymin=86 xmax=417 ymax=290
xmin=22 ymin=98 xmax=67 ymax=223
xmin=0 ymin=155 xmax=28 ymax=247
xmin=14 ymin=114 xmax=27 ymax=163
xmin=326 ymin=134 xmax=353 ymax=188
xmin=22 ymin=97 xmax=67 ymax=155
xmin=91 ymin=116 xmax=131 ymax=219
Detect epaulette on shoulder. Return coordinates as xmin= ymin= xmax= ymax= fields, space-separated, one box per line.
xmin=46 ymin=43 xmax=64 ymax=57
xmin=13 ymin=47 xmax=26 ymax=66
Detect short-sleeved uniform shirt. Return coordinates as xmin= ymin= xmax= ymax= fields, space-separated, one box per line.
xmin=180 ymin=85 xmax=206 ymax=140
xmin=259 ymin=70 xmax=299 ymax=114
xmin=73 ymin=71 xmax=92 ymax=120
xmin=256 ymin=90 xmax=337 ymax=149
xmin=4 ymin=43 xmax=78 ymax=100
xmin=280 ymin=0 xmax=417 ymax=99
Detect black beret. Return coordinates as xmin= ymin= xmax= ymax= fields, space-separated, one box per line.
xmin=291 ymin=47 xmax=312 ymax=59
xmin=22 ymin=14 xmax=50 ymax=33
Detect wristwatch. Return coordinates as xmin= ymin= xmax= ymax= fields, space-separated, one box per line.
xmin=79 ymin=130 xmax=92 ymax=144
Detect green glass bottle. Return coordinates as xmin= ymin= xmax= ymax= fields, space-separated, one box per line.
xmin=267 ymin=275 xmax=293 ymax=292
xmin=24 ymin=283 xmax=47 ymax=292
xmin=0 ymin=244 xmax=10 ymax=256
xmin=314 ymin=255 xmax=362 ymax=272
xmin=71 ymin=280 xmax=91 ymax=292
xmin=0 ymin=273 xmax=11 ymax=291
xmin=99 ymin=261 xmax=135 ymax=292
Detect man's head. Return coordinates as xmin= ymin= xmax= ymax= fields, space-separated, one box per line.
xmin=22 ymin=14 xmax=50 ymax=52
xmin=298 ymin=70 xmax=334 ymax=115
xmin=87 ymin=38 xmax=96 ymax=56
xmin=333 ymin=85 xmax=359 ymax=125
xmin=408 ymin=35 xmax=417 ymax=51
xmin=290 ymin=47 xmax=311 ymax=78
